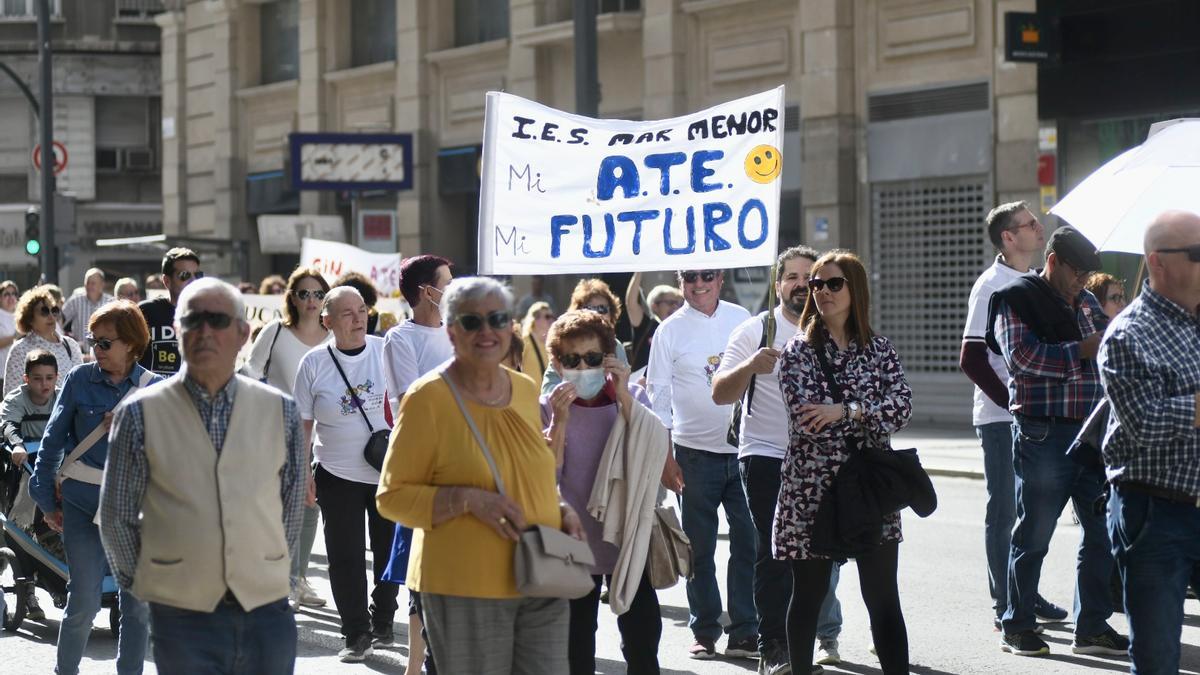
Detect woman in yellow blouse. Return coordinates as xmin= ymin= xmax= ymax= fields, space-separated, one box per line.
xmin=377 ymin=276 xmax=584 ymax=675
xmin=520 ymin=301 xmax=554 ymax=390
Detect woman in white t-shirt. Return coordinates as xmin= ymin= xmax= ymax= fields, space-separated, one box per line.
xmin=293 ymin=286 xmax=398 ymax=663
xmin=0 ymin=281 xmax=19 ymax=388
xmin=245 ymin=267 xmax=331 ymax=609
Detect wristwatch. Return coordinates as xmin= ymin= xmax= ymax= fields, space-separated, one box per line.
xmin=847 ymin=401 xmax=861 ymax=422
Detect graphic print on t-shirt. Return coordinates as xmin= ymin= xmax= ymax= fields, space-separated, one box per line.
xmin=338 ymin=378 xmax=384 ymax=416
xmin=704 ymin=354 xmax=722 ymax=386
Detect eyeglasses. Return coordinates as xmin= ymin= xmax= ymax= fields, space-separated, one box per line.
xmin=37 ymin=304 xmax=61 ymax=317
xmin=293 ymin=289 xmax=325 ymax=301
xmin=1156 ymin=243 xmax=1200 ymax=263
xmin=584 ymin=304 xmax=610 ymax=315
xmin=180 ymin=310 xmax=234 ymax=331
xmin=173 ymin=269 xmax=204 ymax=282
xmin=1106 ymin=293 xmax=1127 ymax=305
xmin=808 ymin=277 xmax=847 ymax=293
xmin=87 ymin=334 xmax=120 ymax=351
xmin=455 ymin=310 xmax=511 ymax=332
xmin=559 ymin=351 xmax=605 ymax=369
xmin=680 ymin=271 xmax=718 ymax=284
xmin=1060 ymin=260 xmax=1092 ymax=282
xmin=1007 ymin=218 xmax=1041 ymax=233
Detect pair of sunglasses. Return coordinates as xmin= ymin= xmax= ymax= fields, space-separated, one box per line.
xmin=87 ymin=334 xmax=120 ymax=351
xmin=456 ymin=310 xmax=511 ymax=332
xmin=180 ymin=310 xmax=235 ymax=331
xmin=559 ymin=351 xmax=605 ymax=369
xmin=174 ymin=269 xmax=204 ymax=282
xmin=38 ymin=304 xmax=61 ymax=317
xmin=584 ymin=304 xmax=610 ymax=315
xmin=293 ymin=289 xmax=326 ymax=301
xmin=680 ymin=270 xmax=717 ymax=283
xmin=808 ymin=277 xmax=847 ymax=293
xmin=1157 ymin=243 xmax=1200 ymax=262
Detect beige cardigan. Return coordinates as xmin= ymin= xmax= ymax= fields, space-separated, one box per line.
xmin=586 ymin=398 xmax=670 ymax=615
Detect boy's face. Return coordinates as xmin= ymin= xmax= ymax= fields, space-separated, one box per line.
xmin=24 ymin=365 xmax=56 ymax=403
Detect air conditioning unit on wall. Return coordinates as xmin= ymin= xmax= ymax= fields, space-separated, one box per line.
xmin=122 ymin=147 xmax=156 ymax=172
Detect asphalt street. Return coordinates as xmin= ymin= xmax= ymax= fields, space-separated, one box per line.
xmin=4 ymin=474 xmax=1200 ymax=674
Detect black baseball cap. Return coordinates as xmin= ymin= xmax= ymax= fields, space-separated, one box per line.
xmin=1046 ymin=226 xmax=1102 ymax=272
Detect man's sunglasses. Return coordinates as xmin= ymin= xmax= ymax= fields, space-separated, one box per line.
xmin=180 ymin=311 xmax=234 ymax=331
xmin=808 ymin=277 xmax=847 ymax=293
xmin=293 ymin=289 xmax=326 ymax=301
xmin=559 ymin=351 xmax=605 ymax=369
xmin=87 ymin=334 xmax=120 ymax=351
xmin=680 ymin=271 xmax=718 ymax=284
xmin=584 ymin=304 xmax=610 ymax=315
xmin=456 ymin=310 xmax=511 ymax=332
xmin=1157 ymin=244 xmax=1200 ymax=262
xmin=38 ymin=304 xmax=61 ymax=317
xmin=174 ymin=270 xmax=204 ymax=282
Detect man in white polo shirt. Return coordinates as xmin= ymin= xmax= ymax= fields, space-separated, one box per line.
xmin=713 ymin=246 xmax=843 ymax=674
xmin=647 ymin=268 xmax=755 ymax=661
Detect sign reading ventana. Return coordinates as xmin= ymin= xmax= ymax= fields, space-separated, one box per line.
xmin=478 ymin=87 xmax=785 ymax=274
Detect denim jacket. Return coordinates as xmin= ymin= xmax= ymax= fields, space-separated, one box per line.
xmin=30 ymin=361 xmax=162 ymax=514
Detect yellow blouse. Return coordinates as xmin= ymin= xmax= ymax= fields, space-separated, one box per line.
xmin=520 ymin=335 xmax=548 ymax=391
xmin=376 ymin=366 xmax=561 ymax=599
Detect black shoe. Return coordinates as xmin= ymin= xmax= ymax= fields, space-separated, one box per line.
xmin=757 ymin=640 xmax=791 ymax=675
xmin=1034 ymin=595 xmax=1069 ymax=622
xmin=1073 ymin=627 xmax=1129 ymax=655
xmin=371 ymin=623 xmax=394 ymax=649
xmin=339 ymin=633 xmax=374 ymax=663
xmin=1001 ymin=630 xmax=1050 ymax=656
xmin=725 ymin=634 xmax=760 ymax=659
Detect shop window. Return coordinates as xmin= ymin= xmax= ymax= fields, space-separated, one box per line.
xmin=260 ymin=0 xmax=299 ymax=85
xmin=454 ymin=0 xmax=508 ymax=47
xmin=351 ymin=0 xmax=396 ymax=67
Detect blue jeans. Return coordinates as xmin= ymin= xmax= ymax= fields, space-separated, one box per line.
xmin=1002 ymin=415 xmax=1113 ymax=636
xmin=59 ymin=488 xmax=150 ymax=675
xmin=977 ymin=422 xmax=1016 ymax=617
xmin=675 ymin=444 xmax=757 ymax=642
xmin=739 ymin=455 xmax=841 ymax=648
xmin=150 ymin=597 xmax=296 ymax=674
xmin=1109 ymin=485 xmax=1200 ymax=674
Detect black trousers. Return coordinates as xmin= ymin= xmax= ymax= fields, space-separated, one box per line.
xmin=739 ymin=455 xmax=793 ymax=649
xmin=787 ymin=541 xmax=908 ymax=674
xmin=568 ymin=573 xmax=661 ymax=675
xmin=314 ymin=464 xmax=400 ymax=639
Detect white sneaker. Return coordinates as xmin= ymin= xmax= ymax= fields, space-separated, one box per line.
xmin=816 ymin=638 xmax=840 ymax=665
xmin=295 ymin=577 xmax=326 ymax=608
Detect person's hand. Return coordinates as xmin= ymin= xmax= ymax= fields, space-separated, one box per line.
xmin=465 ymin=489 xmax=527 ymax=541
xmin=747 ymin=347 xmax=781 ymax=375
xmin=797 ymin=403 xmax=844 ymax=433
xmin=603 ymin=355 xmax=632 ymax=401
xmin=44 ymin=510 xmax=63 ymax=533
xmin=560 ymin=503 xmax=586 ymax=541
xmin=547 ymin=381 xmax=577 ymax=422
xmin=1080 ymin=332 xmax=1103 ymax=360
xmin=305 ymin=474 xmax=317 ymax=507
xmin=101 ymin=411 xmax=114 ymax=432
xmin=10 ymin=446 xmax=27 ymax=467
xmin=661 ymin=452 xmax=685 ymax=494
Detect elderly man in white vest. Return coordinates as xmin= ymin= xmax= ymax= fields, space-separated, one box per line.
xmin=99 ymin=277 xmax=307 ymax=674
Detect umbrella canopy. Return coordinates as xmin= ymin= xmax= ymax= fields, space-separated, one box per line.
xmin=1050 ymin=119 xmax=1200 ymax=254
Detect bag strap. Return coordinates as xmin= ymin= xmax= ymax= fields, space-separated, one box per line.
xmin=327 ymin=345 xmax=375 ymax=434
xmin=813 ymin=342 xmax=844 ymax=404
xmin=262 ymin=322 xmax=283 ymax=381
xmin=440 ymin=369 xmax=507 ymax=497
xmin=530 ymin=335 xmax=546 ymax=376
xmin=59 ymin=368 xmax=155 ymax=475
xmin=742 ymin=311 xmax=771 ymax=416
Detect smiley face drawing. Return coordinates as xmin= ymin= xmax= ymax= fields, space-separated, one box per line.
xmin=745 ymin=144 xmax=782 ymax=184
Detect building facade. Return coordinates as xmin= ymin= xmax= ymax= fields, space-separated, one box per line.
xmin=174 ymin=0 xmax=1200 ymax=425
xmin=0 ymin=0 xmax=164 ymax=291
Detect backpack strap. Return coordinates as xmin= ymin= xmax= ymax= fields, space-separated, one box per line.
xmin=742 ymin=311 xmax=771 ymax=416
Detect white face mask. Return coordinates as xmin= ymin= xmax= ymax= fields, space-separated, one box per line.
xmin=561 ymin=367 xmax=606 ymax=399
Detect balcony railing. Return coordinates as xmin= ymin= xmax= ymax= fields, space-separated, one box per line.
xmin=116 ymin=0 xmax=165 ymax=21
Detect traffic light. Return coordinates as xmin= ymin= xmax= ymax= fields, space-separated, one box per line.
xmin=24 ymin=207 xmax=40 ymax=256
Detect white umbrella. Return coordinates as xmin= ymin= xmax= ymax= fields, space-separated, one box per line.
xmin=1050 ymin=119 xmax=1200 ymax=254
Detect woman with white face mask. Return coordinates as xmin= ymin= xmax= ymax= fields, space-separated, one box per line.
xmin=542 ymin=310 xmax=663 ymax=675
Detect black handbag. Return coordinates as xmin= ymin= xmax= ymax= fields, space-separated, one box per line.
xmin=327 ymin=345 xmax=390 ymax=471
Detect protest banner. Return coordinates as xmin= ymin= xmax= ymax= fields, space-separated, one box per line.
xmin=300 ymin=237 xmax=403 ymax=297
xmin=477 ymin=87 xmax=785 ymax=274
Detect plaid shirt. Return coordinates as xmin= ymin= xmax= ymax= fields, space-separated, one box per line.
xmin=1099 ymin=283 xmax=1200 ymax=495
xmin=993 ymin=280 xmax=1106 ymax=420
xmin=100 ymin=372 xmax=305 ymax=590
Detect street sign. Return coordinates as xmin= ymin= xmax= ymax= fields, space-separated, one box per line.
xmin=289 ymin=133 xmax=414 ymax=191
xmin=31 ymin=140 xmax=68 ymax=175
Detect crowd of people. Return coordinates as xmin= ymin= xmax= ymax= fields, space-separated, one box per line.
xmin=0 ymin=203 xmax=1196 ymax=675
